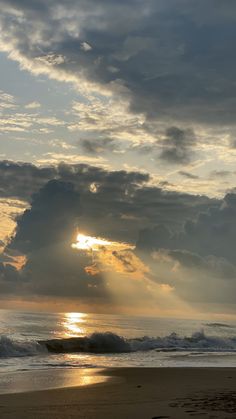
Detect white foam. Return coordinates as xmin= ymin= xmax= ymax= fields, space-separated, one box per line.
xmin=3 ymin=330 xmax=236 ymax=358
xmin=0 ymin=335 xmax=45 ymax=358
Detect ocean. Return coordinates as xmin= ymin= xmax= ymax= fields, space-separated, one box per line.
xmin=1 ymin=309 xmax=236 ymax=393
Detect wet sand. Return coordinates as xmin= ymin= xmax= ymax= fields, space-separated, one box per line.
xmin=1 ymin=368 xmax=236 ymax=418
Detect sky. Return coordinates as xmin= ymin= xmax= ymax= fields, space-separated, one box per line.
xmin=1 ymin=0 xmax=236 ymax=317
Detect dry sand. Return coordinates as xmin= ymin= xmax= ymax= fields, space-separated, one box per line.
xmin=1 ymin=368 xmax=236 ymax=418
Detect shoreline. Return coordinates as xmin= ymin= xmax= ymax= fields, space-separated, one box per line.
xmin=1 ymin=368 xmax=236 ymax=418
xmin=0 ymin=367 xmax=115 ymax=395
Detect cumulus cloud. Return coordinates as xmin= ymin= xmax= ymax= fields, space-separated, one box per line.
xmin=0 ymin=159 xmax=217 ymax=312
xmin=1 ymin=0 xmax=236 ymax=130
xmin=25 ymin=101 xmax=41 ymax=109
xmin=3 ymin=179 xmax=107 ymax=301
xmin=150 ymin=249 xmax=236 ymax=305
xmin=0 ymin=160 xmax=56 ymax=200
xmin=0 ymin=160 xmax=213 ymax=243
xmin=135 ymin=191 xmax=236 ymax=309
xmin=8 ymin=179 xmax=81 ymax=254
xmin=1 ymin=158 xmax=236 ymax=313
xmin=137 ymin=192 xmax=236 ymax=263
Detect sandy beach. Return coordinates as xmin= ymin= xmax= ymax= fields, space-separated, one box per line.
xmin=1 ymin=368 xmax=236 ymax=418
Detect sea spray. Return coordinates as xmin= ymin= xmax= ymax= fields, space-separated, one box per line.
xmin=2 ymin=330 xmax=236 ymax=358
xmin=0 ymin=335 xmax=45 ymax=358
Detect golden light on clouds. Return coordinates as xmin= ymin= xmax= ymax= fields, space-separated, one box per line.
xmin=71 ymin=232 xmax=147 ymax=279
xmin=9 ymin=255 xmax=26 ymax=271
xmin=72 ymin=233 xmax=112 ymax=251
xmin=0 ymin=198 xmax=26 ymax=243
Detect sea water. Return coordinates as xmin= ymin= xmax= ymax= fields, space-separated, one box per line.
xmin=1 ymin=309 xmax=236 ymax=378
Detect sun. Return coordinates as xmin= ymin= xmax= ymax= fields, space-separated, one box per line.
xmin=71 ymin=232 xmax=135 ymax=253
xmin=71 ymin=233 xmax=112 ymax=251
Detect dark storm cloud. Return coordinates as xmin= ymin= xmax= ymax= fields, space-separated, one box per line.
xmin=1 ymin=0 xmax=236 ymax=128
xmin=166 ymin=249 xmax=236 ymax=279
xmin=0 ymin=159 xmax=216 ymax=303
xmin=0 ymin=262 xmax=23 ymax=295
xmin=0 ymin=262 xmax=19 ymax=282
xmin=151 ymin=248 xmax=236 ymax=305
xmin=19 ymin=244 xmax=109 ymax=300
xmin=178 ymin=193 xmax=236 ymax=264
xmin=2 ymin=159 xmax=236 ymax=309
xmin=4 ymin=179 xmax=108 ymax=300
xmin=0 ymin=161 xmax=56 ymax=200
xmin=129 ymin=126 xmax=197 ymax=165
xmin=131 ymin=187 xmax=236 ymax=307
xmin=0 ymin=160 xmax=147 ymax=201
xmin=0 ymin=160 xmax=213 ymax=242
xmin=137 ymin=192 xmax=236 ymax=265
xmin=59 ymin=166 xmax=212 ymax=241
xmin=9 ymin=179 xmax=81 ymax=254
xmin=160 ymin=127 xmax=195 ymax=164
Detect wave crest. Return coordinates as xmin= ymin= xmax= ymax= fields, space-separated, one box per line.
xmin=41 ymin=331 xmax=236 ymax=354
xmin=3 ymin=331 xmax=236 ymax=358
xmin=0 ymin=335 xmax=45 ymax=358
xmin=40 ymin=332 xmax=130 ymax=354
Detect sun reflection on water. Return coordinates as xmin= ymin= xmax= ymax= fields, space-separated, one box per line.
xmin=62 ymin=312 xmax=87 ymax=337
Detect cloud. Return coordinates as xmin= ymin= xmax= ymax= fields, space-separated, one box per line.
xmin=209 ymin=170 xmax=231 ymax=178
xmin=135 ymin=191 xmax=236 ymax=309
xmin=69 ymin=96 xmax=146 ymax=146
xmin=1 ymin=0 xmax=236 ymax=131
xmin=80 ymin=42 xmax=92 ymax=52
xmin=3 ymin=158 xmax=236 ymax=313
xmin=0 ymin=110 xmax=66 ymax=134
xmin=24 ymin=101 xmax=41 ymax=109
xmin=0 ymin=178 xmax=158 ymax=309
xmin=8 ymin=179 xmax=81 ymax=254
xmin=1 ymin=159 xmax=236 ymax=313
xmin=150 ymin=249 xmax=236 ymax=305
xmin=0 ymin=251 xmax=15 ymax=263
xmin=80 ymin=138 xmax=118 ymax=154
xmin=137 ymin=192 xmax=236 ymax=263
xmin=0 ymin=261 xmax=24 ymax=295
xmin=0 ymin=160 xmax=56 ymax=200
xmin=179 ymin=171 xmax=199 ymax=180
xmin=3 ymin=179 xmax=109 ymax=301
xmin=0 ymin=160 xmax=214 ymax=245
xmin=0 ymin=159 xmax=218 ymax=312
xmin=159 ymin=127 xmax=196 ymax=164
xmin=0 ymin=90 xmax=17 ymax=110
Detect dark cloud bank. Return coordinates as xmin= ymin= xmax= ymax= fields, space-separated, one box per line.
xmin=2 ymin=0 xmax=236 ymax=130
xmin=1 ymin=160 xmax=236 ymax=313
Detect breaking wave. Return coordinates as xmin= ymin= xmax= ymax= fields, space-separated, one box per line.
xmin=205 ymin=322 xmax=235 ymax=329
xmin=0 ymin=335 xmax=45 ymax=358
xmin=3 ymin=331 xmax=236 ymax=358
